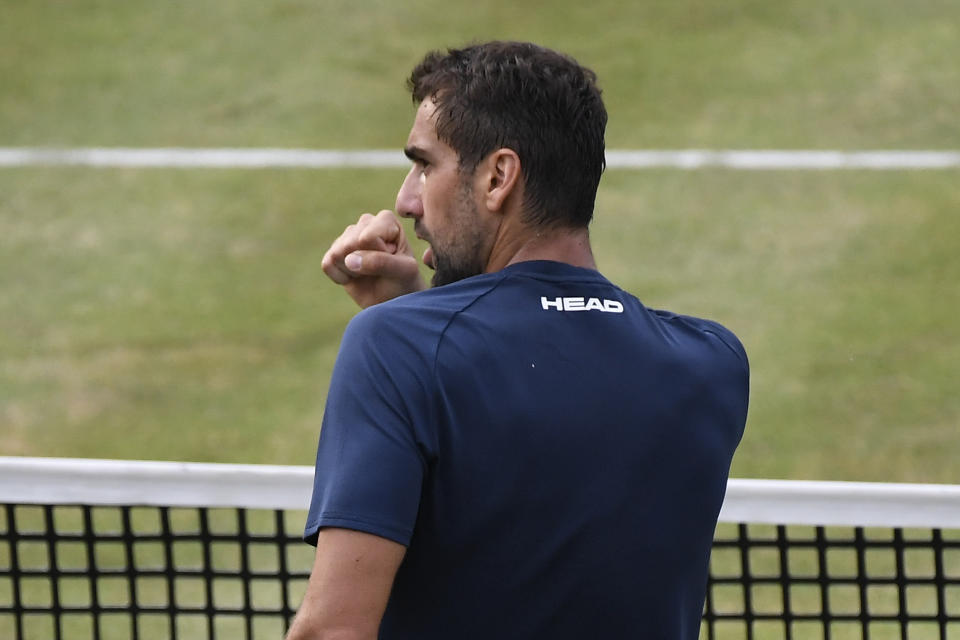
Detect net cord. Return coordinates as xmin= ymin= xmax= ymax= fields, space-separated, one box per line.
xmin=2 ymin=456 xmax=959 ymax=528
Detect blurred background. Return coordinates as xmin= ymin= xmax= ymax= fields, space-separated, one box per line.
xmin=1 ymin=0 xmax=958 ymax=482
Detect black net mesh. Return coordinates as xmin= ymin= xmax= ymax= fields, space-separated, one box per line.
xmin=1 ymin=504 xmax=958 ymax=639
xmin=0 ymin=504 xmax=312 ymax=640
xmin=703 ymin=522 xmax=960 ymax=640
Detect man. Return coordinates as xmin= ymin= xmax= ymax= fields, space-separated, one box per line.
xmin=286 ymin=41 xmax=749 ymax=640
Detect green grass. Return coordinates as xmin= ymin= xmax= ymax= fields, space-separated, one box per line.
xmin=0 ymin=168 xmax=403 ymax=465
xmin=1 ymin=0 xmax=958 ymax=148
xmin=2 ymin=167 xmax=957 ymax=483
xmin=1 ymin=0 xmax=959 ymax=481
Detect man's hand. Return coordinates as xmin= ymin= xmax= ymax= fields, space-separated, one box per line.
xmin=322 ymin=210 xmax=427 ymax=308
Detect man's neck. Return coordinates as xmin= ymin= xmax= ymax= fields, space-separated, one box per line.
xmin=486 ymin=225 xmax=597 ymax=273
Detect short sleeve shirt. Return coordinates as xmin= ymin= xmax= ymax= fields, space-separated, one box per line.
xmin=305 ymin=260 xmax=749 ymax=640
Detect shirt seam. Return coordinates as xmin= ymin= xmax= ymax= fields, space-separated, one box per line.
xmin=701 ymin=328 xmax=748 ymax=365
xmin=429 ymin=271 xmax=513 ymax=377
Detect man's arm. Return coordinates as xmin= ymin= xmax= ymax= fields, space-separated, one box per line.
xmin=321 ymin=209 xmax=427 ymax=308
xmin=286 ymin=528 xmax=406 ymax=640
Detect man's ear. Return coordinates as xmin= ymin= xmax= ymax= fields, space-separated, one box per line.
xmin=482 ymin=149 xmax=522 ymax=213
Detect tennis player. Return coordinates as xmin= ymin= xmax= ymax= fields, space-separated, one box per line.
xmin=286 ymin=41 xmax=749 ymax=640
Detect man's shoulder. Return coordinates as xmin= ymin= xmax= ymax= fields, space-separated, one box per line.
xmin=652 ymin=309 xmax=749 ymax=368
xmin=345 ymin=272 xmax=510 ymax=340
xmin=390 ymin=272 xmax=508 ymax=313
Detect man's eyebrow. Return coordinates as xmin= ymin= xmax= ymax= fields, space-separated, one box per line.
xmin=403 ymin=146 xmax=429 ymax=163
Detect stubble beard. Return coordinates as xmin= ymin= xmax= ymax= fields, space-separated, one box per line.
xmin=428 ymin=180 xmax=488 ymax=287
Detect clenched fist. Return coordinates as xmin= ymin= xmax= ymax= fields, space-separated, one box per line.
xmin=321 ymin=210 xmax=427 ymax=308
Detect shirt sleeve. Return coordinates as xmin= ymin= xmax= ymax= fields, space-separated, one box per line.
xmin=303 ymin=307 xmax=434 ymax=546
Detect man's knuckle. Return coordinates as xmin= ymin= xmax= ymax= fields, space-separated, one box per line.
xmin=321 ymin=254 xmax=338 ymax=272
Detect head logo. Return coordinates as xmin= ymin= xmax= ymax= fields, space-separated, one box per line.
xmin=540 ymin=296 xmax=624 ymax=313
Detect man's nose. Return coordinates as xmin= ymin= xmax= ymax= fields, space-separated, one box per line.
xmin=396 ymin=167 xmax=423 ymax=219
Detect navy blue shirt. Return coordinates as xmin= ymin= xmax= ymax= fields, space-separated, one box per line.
xmin=305 ymin=260 xmax=749 ymax=639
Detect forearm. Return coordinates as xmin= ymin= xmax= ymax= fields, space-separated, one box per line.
xmin=285 ymin=528 xmax=405 ymax=640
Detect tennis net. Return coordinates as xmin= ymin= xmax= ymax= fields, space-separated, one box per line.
xmin=1 ymin=456 xmax=958 ymax=640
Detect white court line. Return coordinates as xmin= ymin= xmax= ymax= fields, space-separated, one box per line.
xmin=607 ymin=149 xmax=960 ymax=169
xmin=0 ymin=148 xmax=405 ymax=168
xmin=1 ymin=147 xmax=959 ymax=169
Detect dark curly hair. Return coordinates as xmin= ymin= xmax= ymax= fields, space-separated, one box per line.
xmin=408 ymin=41 xmax=607 ymax=229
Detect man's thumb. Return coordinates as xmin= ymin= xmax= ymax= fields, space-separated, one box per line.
xmin=346 ymin=250 xmax=418 ymax=279
xmin=345 ymin=252 xmax=363 ymax=271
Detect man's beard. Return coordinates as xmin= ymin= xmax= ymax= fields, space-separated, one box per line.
xmin=428 ymin=181 xmax=488 ymax=287
xmin=431 ymin=245 xmax=486 ymax=286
